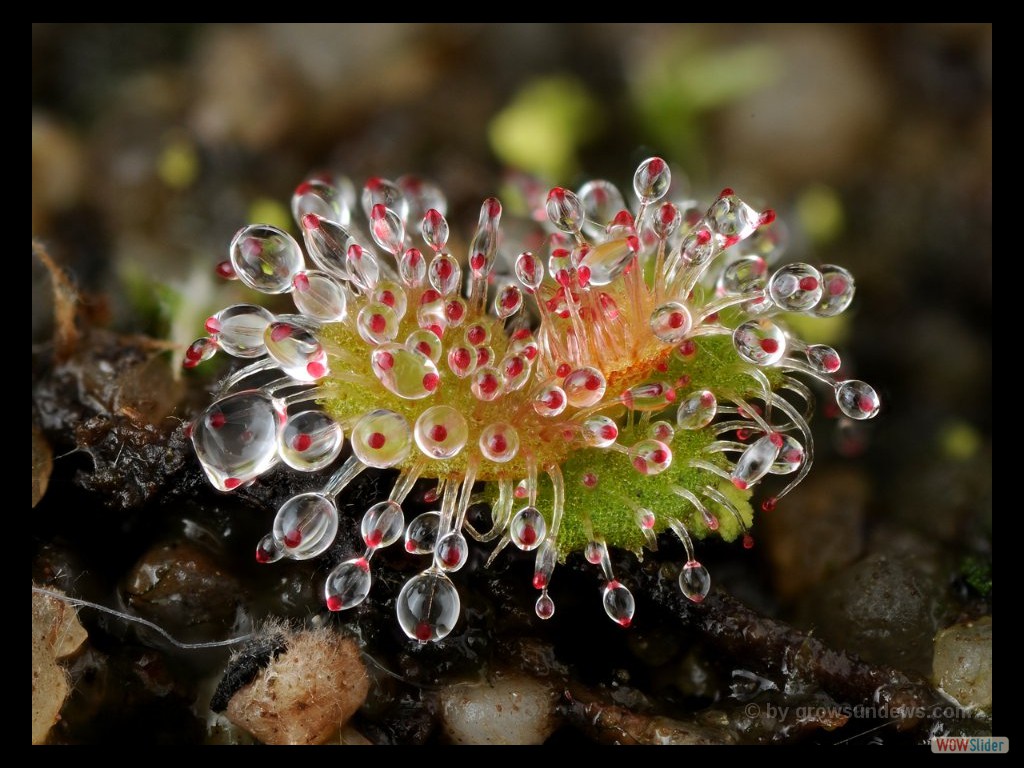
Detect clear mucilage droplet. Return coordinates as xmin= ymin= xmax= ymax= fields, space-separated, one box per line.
xmin=421 ymin=209 xmax=449 ymax=253
xmin=350 ymin=409 xmax=412 ymax=468
xmin=292 ymin=271 xmax=348 ymax=323
xmin=676 ymin=390 xmax=717 ymax=430
xmin=192 ymin=390 xmax=282 ymax=491
xmin=814 ymin=264 xmax=856 ymax=317
xmin=292 ymin=179 xmax=347 ymax=226
xmin=471 ymin=367 xmax=504 ymax=402
xmin=546 ymin=187 xmax=586 ymax=234
xmin=562 ymin=367 xmax=607 ymax=408
xmin=183 ymin=337 xmax=217 ymax=368
xmin=718 ymin=255 xmax=767 ymax=296
xmin=835 ymin=380 xmax=881 ymax=420
xmin=361 ymin=177 xmax=408 ymax=223
xmin=768 ymin=263 xmax=824 ymax=312
xmin=208 ymin=304 xmax=275 ymax=358
xmin=535 ymin=591 xmax=555 ymax=620
xmin=680 ymin=228 xmax=717 ymax=266
xmin=399 ymin=247 xmax=427 ymax=288
xmin=413 ymin=405 xmax=469 ymax=459
xmin=230 ymin=225 xmax=305 ymax=294
xmin=581 ymin=415 xmax=618 ymax=447
xmin=629 ymin=439 xmax=673 ymax=475
xmin=770 ymin=434 xmax=805 ymax=474
xmin=273 ymin=492 xmax=339 ymax=559
xmin=514 ymin=251 xmax=544 ymax=291
xmin=361 ymin=500 xmax=405 ymax=548
xmin=495 ymin=284 xmax=523 ymax=319
xmin=706 ymin=192 xmax=760 ymax=241
xmin=679 ymin=561 xmax=711 ymax=603
xmin=633 ymin=157 xmax=671 ymax=203
xmin=466 ymin=319 xmax=490 ymax=343
xmin=468 ymin=200 xmax=501 ymax=277
xmin=265 ymin=321 xmax=329 ymax=381
xmin=324 ymin=558 xmax=372 ymax=611
xmin=479 ymin=422 xmax=519 ymax=463
xmin=501 ymin=354 xmax=530 ymax=392
xmin=577 ymin=179 xmax=625 ymax=237
xmin=357 ymin=302 xmax=399 ymax=345
xmin=434 ymin=531 xmax=469 ymax=571
xmin=445 ymin=296 xmax=468 ymax=327
xmin=602 ymin=581 xmax=636 ymax=627
xmin=733 ymin=319 xmax=787 ymax=366
xmin=428 ymin=253 xmax=462 ymax=296
xmin=371 ymin=343 xmax=441 ymax=400
xmin=653 ymin=202 xmax=682 ymax=239
xmin=731 ymin=433 xmax=783 ymax=490
xmin=255 ymin=533 xmax=284 ymax=564
xmin=416 ymin=289 xmax=447 ymax=335
xmin=649 ymin=420 xmax=675 ymax=443
xmin=346 ymin=243 xmax=381 ymax=293
xmin=301 ymin=215 xmax=352 ymax=280
xmin=405 ymin=511 xmax=440 ymax=555
xmin=447 ymin=345 xmax=476 ymax=378
xmin=406 ymin=328 xmax=442 ymax=363
xmin=278 ymin=410 xmax=343 ymax=471
xmin=370 ymin=203 xmax=406 ymax=255
xmin=372 ymin=280 xmax=408 ymax=320
xmin=576 ymin=237 xmax=637 ymax=286
xmin=649 ymin=302 xmax=693 ymax=344
xmin=510 ymin=506 xmax=547 ymax=551
xmin=396 ymin=569 xmax=461 ymax=643
xmin=623 ymin=381 xmax=676 ymax=412
xmin=807 ymin=344 xmax=842 ymax=374
xmin=533 ymin=385 xmax=567 ymax=417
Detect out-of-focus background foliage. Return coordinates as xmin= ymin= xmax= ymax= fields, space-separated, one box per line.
xmin=32 ymin=23 xmax=992 ymax=742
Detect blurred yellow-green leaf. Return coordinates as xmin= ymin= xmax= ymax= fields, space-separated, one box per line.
xmin=248 ymin=198 xmax=293 ymax=233
xmin=631 ymin=33 xmax=782 ymax=173
xmin=797 ymin=184 xmax=845 ymax=246
xmin=489 ymin=75 xmax=601 ymax=180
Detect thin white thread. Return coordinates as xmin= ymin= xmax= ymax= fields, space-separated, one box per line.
xmin=32 ymin=586 xmax=253 ymax=650
xmin=34 ymin=587 xmax=458 ymax=689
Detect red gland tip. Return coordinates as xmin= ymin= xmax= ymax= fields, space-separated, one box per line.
xmin=214 ymin=260 xmax=236 ymax=280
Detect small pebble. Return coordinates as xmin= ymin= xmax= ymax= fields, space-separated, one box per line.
xmin=439 ymin=673 xmax=561 ymax=745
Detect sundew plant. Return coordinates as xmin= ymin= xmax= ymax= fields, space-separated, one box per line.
xmin=183 ymin=157 xmax=880 ymax=643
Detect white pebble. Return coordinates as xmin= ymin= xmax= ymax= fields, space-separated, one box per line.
xmin=439 ymin=674 xmax=561 ymax=745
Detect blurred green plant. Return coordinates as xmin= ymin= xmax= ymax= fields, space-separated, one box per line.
xmin=960 ymin=554 xmax=991 ymax=598
xmin=630 ymin=32 xmax=782 ymax=179
xmin=489 ymin=75 xmax=601 ymax=180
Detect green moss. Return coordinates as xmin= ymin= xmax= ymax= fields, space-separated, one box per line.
xmin=960 ymin=555 xmax=992 ymax=598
